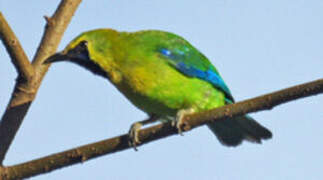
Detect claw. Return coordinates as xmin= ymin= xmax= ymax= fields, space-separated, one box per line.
xmin=128 ymin=122 xmax=143 ymax=151
xmin=173 ymin=108 xmax=195 ymax=135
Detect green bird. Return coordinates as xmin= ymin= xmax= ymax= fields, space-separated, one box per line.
xmin=46 ymin=29 xmax=272 ymax=148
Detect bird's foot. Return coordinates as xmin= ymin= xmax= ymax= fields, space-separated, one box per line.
xmin=128 ymin=122 xmax=143 ymax=151
xmin=128 ymin=115 xmax=159 ymax=151
xmin=172 ymin=108 xmax=195 ymax=135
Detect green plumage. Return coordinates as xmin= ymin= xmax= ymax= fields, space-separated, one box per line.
xmin=49 ymin=29 xmax=272 ymax=146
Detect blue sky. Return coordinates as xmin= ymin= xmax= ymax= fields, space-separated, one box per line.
xmin=0 ymin=0 xmax=322 ymax=179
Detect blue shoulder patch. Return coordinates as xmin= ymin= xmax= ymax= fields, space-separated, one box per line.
xmin=158 ymin=47 xmax=234 ymax=102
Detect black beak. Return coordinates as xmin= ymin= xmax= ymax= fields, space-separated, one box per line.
xmin=44 ymin=51 xmax=69 ymax=64
xmin=43 ymin=41 xmax=108 ymax=78
xmin=44 ymin=40 xmax=90 ymax=65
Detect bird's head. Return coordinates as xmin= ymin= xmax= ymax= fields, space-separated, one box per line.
xmin=45 ymin=29 xmax=119 ymax=78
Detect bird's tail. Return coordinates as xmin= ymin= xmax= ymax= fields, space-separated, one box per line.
xmin=207 ymin=115 xmax=272 ymax=146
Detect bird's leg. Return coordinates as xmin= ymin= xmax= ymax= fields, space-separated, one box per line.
xmin=173 ymin=108 xmax=195 ymax=135
xmin=128 ymin=114 xmax=159 ymax=151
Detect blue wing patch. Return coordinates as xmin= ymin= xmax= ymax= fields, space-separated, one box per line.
xmin=158 ymin=47 xmax=234 ymax=102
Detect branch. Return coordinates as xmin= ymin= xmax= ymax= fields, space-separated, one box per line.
xmin=0 ymin=12 xmax=33 ymax=80
xmin=0 ymin=0 xmax=82 ymax=165
xmin=1 ymin=79 xmax=322 ymax=179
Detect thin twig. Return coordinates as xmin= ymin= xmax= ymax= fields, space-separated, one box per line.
xmin=0 ymin=79 xmax=322 ymax=180
xmin=0 ymin=12 xmax=34 ymax=80
xmin=0 ymin=0 xmax=82 ymax=165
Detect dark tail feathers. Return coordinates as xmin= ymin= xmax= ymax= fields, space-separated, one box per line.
xmin=207 ymin=115 xmax=272 ymax=146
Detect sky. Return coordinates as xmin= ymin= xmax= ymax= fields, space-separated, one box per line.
xmin=0 ymin=0 xmax=322 ymax=179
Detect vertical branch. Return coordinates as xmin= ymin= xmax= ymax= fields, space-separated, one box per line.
xmin=0 ymin=0 xmax=82 ymax=165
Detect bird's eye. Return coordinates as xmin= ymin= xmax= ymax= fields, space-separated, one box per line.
xmin=79 ymin=40 xmax=88 ymax=48
xmin=71 ymin=40 xmax=89 ymax=54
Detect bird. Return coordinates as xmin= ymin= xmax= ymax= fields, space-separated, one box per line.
xmin=45 ymin=29 xmax=272 ymax=149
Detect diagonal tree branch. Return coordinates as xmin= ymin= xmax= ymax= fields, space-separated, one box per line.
xmin=0 ymin=12 xmax=34 ymax=80
xmin=0 ymin=0 xmax=82 ymax=165
xmin=0 ymin=79 xmax=321 ymax=180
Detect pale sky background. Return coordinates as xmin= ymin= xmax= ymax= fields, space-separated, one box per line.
xmin=0 ymin=0 xmax=322 ymax=179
